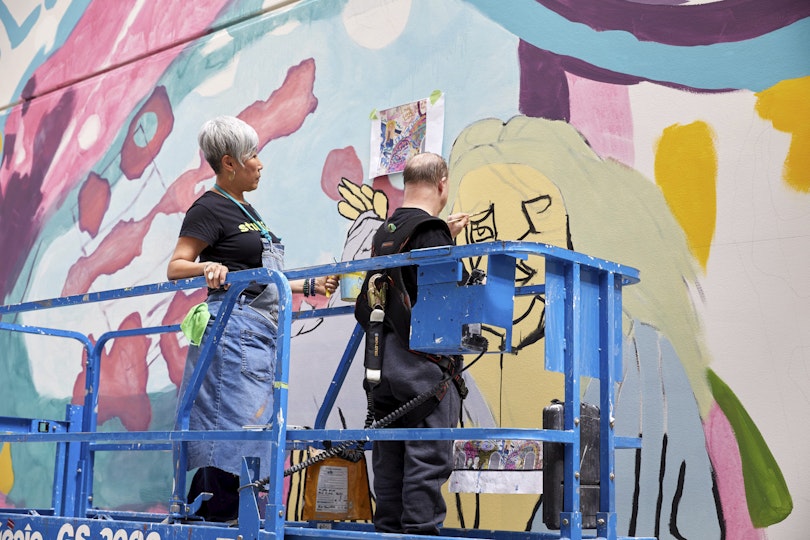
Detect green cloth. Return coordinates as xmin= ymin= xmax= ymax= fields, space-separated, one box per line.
xmin=181 ymin=302 xmax=210 ymax=346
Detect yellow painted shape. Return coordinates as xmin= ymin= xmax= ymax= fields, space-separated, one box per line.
xmin=0 ymin=442 xmax=13 ymax=494
xmin=756 ymin=76 xmax=810 ymax=193
xmin=654 ymin=122 xmax=717 ymax=272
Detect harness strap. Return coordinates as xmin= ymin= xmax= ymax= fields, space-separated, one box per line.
xmin=411 ymin=351 xmax=468 ymax=399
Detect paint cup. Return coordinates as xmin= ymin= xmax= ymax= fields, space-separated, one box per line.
xmin=339 ymin=271 xmax=365 ymax=301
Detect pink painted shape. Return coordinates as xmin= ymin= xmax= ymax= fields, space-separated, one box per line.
xmin=372 ymin=175 xmax=402 ymax=216
xmin=120 ymin=85 xmax=175 ymax=180
xmin=1 ymin=0 xmax=228 ymax=215
xmin=78 ymin=172 xmax=111 ymax=238
xmin=322 ymin=147 xmax=364 ymax=201
xmin=22 ymin=2 xmax=228 ymax=98
xmin=283 ymin=454 xmax=292 ymax=503
xmin=63 ymin=217 xmax=151 ymax=296
xmin=705 ymin=403 xmax=767 ymax=540
xmin=566 ymin=73 xmax=635 ymax=167
xmin=239 ymin=58 xmax=318 ymax=148
xmin=159 ymin=288 xmax=208 ymax=387
xmin=72 ymin=312 xmax=152 ymax=431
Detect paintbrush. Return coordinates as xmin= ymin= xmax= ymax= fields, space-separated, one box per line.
xmin=447 ymin=207 xmax=491 ymax=223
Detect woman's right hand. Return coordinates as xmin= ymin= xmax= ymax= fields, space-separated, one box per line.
xmin=202 ymin=261 xmax=228 ymax=288
xmin=447 ymin=212 xmax=470 ymax=238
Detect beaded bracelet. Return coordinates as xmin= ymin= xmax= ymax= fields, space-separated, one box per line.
xmin=310 ymin=278 xmax=317 ymax=296
xmin=303 ymin=279 xmax=310 ymax=297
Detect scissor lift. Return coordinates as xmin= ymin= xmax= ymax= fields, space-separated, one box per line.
xmin=0 ymin=241 xmax=651 ymax=540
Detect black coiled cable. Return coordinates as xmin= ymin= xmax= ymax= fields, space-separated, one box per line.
xmin=241 ymin=341 xmax=492 ymax=493
xmin=245 ymin=373 xmax=453 ymax=491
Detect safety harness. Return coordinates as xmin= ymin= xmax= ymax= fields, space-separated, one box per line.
xmin=355 ymin=214 xmax=468 ymax=404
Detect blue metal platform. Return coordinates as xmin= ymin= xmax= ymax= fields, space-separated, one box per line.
xmin=0 ymin=241 xmax=651 ymax=540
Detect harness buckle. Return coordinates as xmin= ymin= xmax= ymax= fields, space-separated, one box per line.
xmin=366 ymin=273 xmax=388 ymax=309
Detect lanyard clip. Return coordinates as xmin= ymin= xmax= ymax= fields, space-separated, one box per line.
xmin=366 ymin=273 xmax=388 ymax=310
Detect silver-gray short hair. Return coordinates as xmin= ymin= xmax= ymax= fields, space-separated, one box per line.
xmin=198 ymin=115 xmax=259 ymax=174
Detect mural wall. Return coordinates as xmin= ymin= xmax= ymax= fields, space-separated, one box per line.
xmin=1 ymin=0 xmax=808 ymax=538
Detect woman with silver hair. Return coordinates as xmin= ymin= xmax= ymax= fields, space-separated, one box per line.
xmin=168 ymin=115 xmax=337 ymax=522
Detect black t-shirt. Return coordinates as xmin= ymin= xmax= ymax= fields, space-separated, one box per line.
xmin=381 ymin=207 xmax=455 ymax=303
xmin=179 ymin=191 xmax=279 ymax=294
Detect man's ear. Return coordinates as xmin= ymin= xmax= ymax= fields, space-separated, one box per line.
xmin=438 ymin=175 xmax=448 ymax=194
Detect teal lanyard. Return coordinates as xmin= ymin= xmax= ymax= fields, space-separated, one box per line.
xmin=213 ymin=184 xmax=279 ymax=243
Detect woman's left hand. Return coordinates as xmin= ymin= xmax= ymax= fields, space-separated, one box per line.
xmin=316 ymin=275 xmax=339 ymax=296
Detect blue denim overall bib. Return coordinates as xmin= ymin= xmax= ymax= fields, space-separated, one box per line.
xmin=179 ymin=239 xmax=284 ymax=478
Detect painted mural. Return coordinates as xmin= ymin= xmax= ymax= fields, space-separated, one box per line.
xmin=1 ymin=0 xmax=808 ymax=538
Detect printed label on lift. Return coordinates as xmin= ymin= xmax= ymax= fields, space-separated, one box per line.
xmin=0 ymin=520 xmax=242 ymax=540
xmin=314 ymin=465 xmax=349 ymax=514
xmin=54 ymin=523 xmax=161 ymax=540
xmin=1 ymin=524 xmax=43 ymax=540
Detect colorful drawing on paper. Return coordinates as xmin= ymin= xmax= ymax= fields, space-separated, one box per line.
xmin=369 ymin=92 xmax=444 ymax=177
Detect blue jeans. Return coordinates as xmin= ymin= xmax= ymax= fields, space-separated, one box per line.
xmin=177 ymin=292 xmax=278 ymax=478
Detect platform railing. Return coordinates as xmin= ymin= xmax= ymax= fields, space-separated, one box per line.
xmin=0 ymin=241 xmax=648 ymax=540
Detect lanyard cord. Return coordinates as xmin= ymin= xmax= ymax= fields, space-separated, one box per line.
xmin=213 ymin=184 xmax=279 ymax=243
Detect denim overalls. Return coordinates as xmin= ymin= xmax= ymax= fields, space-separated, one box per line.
xmin=178 ymin=238 xmax=284 ymax=479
